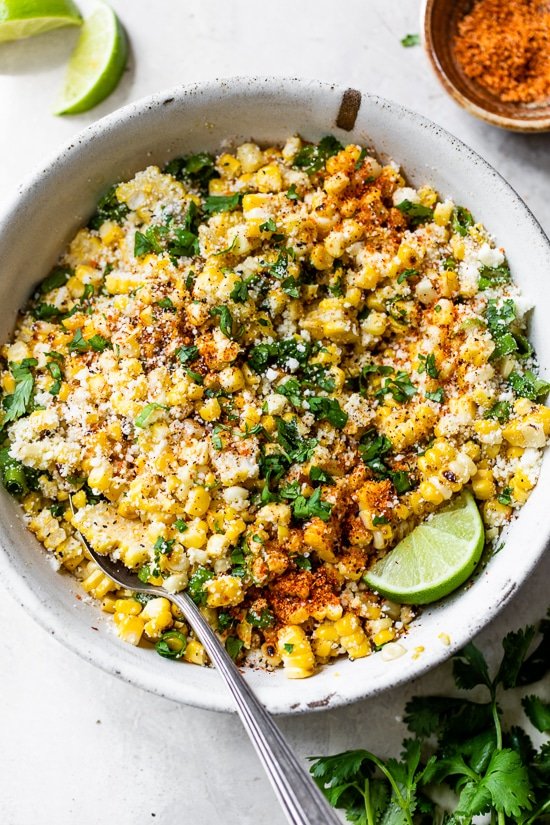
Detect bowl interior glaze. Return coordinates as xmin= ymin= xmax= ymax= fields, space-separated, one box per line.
xmin=1 ymin=77 xmax=550 ymax=713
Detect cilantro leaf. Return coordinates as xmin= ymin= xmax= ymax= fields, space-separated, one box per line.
xmin=517 ymin=613 xmax=550 ymax=685
xmin=484 ymin=400 xmax=511 ymax=423
xmin=210 ymin=304 xmax=241 ymax=339
xmin=164 ymin=152 xmax=217 ymax=193
xmin=522 ymin=696 xmax=550 ymax=732
xmin=225 ymin=636 xmax=244 ymax=659
xmin=478 ymin=261 xmax=511 ymax=291
xmin=451 ymin=205 xmax=474 ymax=237
xmin=88 ymin=185 xmax=129 ymax=230
xmin=187 ymin=566 xmax=213 ymax=605
xmin=396 ymin=200 xmax=434 ymax=227
xmin=293 ymin=136 xmax=343 ymax=175
xmin=401 ymin=33 xmax=420 ymax=47
xmin=1 ymin=358 xmax=37 ymax=423
xmin=508 ymin=370 xmax=550 ymax=403
xmin=68 ymin=329 xmax=111 ymax=353
xmin=292 ymin=487 xmax=332 ymax=522
xmin=176 ymin=344 xmax=199 ymax=364
xmin=453 ymin=642 xmax=492 ymax=690
xmin=306 ymin=396 xmax=348 ymax=429
xmin=495 ymin=625 xmax=537 ymax=689
xmin=203 ymin=193 xmax=242 ymax=214
xmin=134 ymin=402 xmax=168 ymax=429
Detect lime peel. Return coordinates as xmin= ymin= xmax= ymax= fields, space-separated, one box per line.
xmin=54 ymin=1 xmax=127 ymax=115
xmin=0 ymin=0 xmax=81 ymax=42
xmin=363 ymin=490 xmax=485 ymax=604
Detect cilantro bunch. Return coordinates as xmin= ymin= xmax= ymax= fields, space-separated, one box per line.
xmin=310 ymin=613 xmax=550 ymax=824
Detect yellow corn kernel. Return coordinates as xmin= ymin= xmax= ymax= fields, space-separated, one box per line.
xmin=72 ymin=490 xmax=87 ymax=509
xmin=373 ymin=627 xmax=396 ymax=647
xmin=217 ymin=153 xmax=241 ymax=178
xmin=99 ymin=221 xmax=124 ymax=246
xmin=184 ymin=638 xmax=208 ymax=666
xmin=256 ymin=163 xmax=283 ymax=193
xmin=324 ymin=171 xmax=349 ymax=196
xmin=278 ymin=625 xmax=315 ymax=679
xmin=180 ymin=519 xmax=208 ymax=549
xmin=184 ymin=487 xmax=211 ymax=518
xmin=355 ymin=262 xmax=380 ymax=290
xmin=208 ymin=178 xmax=229 ymax=195
xmin=482 ymin=499 xmax=512 ymax=528
xmin=473 ymin=419 xmax=503 ymax=445
xmin=440 ymin=269 xmax=459 ymax=297
xmin=362 ymin=310 xmax=388 ymax=337
xmin=312 ymin=621 xmax=340 ymax=661
xmin=462 ymin=440 xmax=481 ymax=462
xmin=345 ymin=287 xmax=362 ymax=307
xmin=114 ymin=598 xmax=142 ymax=616
xmin=334 ymin=613 xmax=371 ymax=659
xmin=237 ymin=142 xmax=264 ymax=173
xmin=309 ymin=244 xmax=334 ymax=271
xmin=101 ymin=595 xmax=117 ymax=614
xmin=502 ymin=418 xmax=546 ymax=449
xmin=433 ymin=201 xmax=453 ymax=226
xmin=204 ymin=575 xmax=244 ymax=608
xmin=397 ymin=242 xmax=423 ymax=267
xmin=303 ymin=519 xmax=337 ymax=562
xmin=471 ymin=468 xmax=495 ymax=501
xmin=141 ymin=597 xmax=173 ymax=639
xmin=87 ymin=462 xmax=113 ymax=493
xmin=114 ymin=614 xmax=145 ymax=646
xmin=418 ymin=186 xmax=438 ymax=207
xmin=1 ymin=373 xmax=15 ymax=394
xmin=510 ymin=469 xmax=534 ymax=504
xmin=450 ymin=236 xmax=465 ymax=260
xmin=418 ymin=480 xmax=446 ymax=505
xmin=198 ymin=397 xmax=221 ymax=422
xmin=218 ymin=366 xmax=245 ymax=393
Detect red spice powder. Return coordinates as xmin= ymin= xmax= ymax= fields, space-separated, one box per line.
xmin=454 ymin=0 xmax=550 ymax=103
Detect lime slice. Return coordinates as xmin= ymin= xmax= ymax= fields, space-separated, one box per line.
xmin=0 ymin=0 xmax=81 ymax=42
xmin=54 ymin=1 xmax=127 ymax=115
xmin=363 ymin=490 xmax=484 ymax=605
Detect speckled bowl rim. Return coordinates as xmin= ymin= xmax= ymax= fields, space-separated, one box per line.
xmin=0 ymin=76 xmax=549 ymax=714
xmin=422 ymin=0 xmax=550 ymax=133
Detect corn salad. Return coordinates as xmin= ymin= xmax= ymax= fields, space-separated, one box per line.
xmin=1 ymin=135 xmax=548 ymax=679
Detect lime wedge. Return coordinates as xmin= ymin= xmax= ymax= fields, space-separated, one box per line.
xmin=363 ymin=490 xmax=484 ymax=604
xmin=0 ymin=0 xmax=81 ymax=42
xmin=54 ymin=1 xmax=127 ymax=115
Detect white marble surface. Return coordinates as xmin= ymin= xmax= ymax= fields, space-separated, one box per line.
xmin=1 ymin=2 xmax=549 ymax=823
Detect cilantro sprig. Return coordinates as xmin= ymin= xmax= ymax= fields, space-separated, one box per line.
xmin=310 ymin=612 xmax=550 ymax=824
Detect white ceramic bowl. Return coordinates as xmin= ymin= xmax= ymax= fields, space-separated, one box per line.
xmin=1 ymin=77 xmax=549 ymax=714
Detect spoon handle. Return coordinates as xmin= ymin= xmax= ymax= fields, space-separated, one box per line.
xmin=171 ymin=592 xmax=340 ymax=825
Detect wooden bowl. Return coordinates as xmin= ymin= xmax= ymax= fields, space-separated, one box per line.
xmin=423 ymin=0 xmax=550 ymax=132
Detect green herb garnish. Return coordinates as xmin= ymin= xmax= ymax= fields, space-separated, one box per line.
xmin=293 ymin=136 xmax=343 ymax=175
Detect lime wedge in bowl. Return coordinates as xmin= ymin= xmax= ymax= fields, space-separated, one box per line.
xmin=364 ymin=490 xmax=485 ymax=604
xmin=0 ymin=0 xmax=81 ymax=42
xmin=54 ymin=1 xmax=127 ymax=115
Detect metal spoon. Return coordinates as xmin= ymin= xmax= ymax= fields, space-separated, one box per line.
xmin=72 ymin=514 xmax=340 ymax=825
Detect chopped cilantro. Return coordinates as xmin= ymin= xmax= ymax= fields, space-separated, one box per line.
xmin=359 ymin=428 xmax=413 ymax=494
xmin=372 ymin=514 xmax=389 ymax=525
xmin=164 ymin=152 xmax=217 ymax=193
xmin=174 ymin=519 xmax=188 ymax=532
xmin=156 ymin=297 xmax=176 ymax=310
xmin=498 ymin=487 xmax=513 ymax=506
xmin=88 ymin=185 xmax=129 ymax=230
xmin=292 ymin=487 xmax=332 ymax=522
xmin=225 ymin=637 xmax=244 ymax=659
xmin=295 ymin=555 xmax=312 ymax=571
xmin=306 ymin=396 xmax=348 ymax=429
xmin=283 ymin=643 xmax=294 ymax=654
xmin=68 ymin=329 xmax=111 ymax=353
xmin=375 ymin=371 xmax=417 ymax=403
xmin=293 ymin=136 xmax=343 ymax=175
xmin=31 ymin=303 xmax=63 ymax=321
xmin=0 ymin=448 xmax=29 ymax=496
xmin=260 ymin=218 xmax=278 ymax=232
xmin=426 ymin=388 xmax=445 ymax=403
xmin=396 ymin=199 xmax=434 ymax=226
xmin=46 ymin=357 xmax=63 ymax=396
xmin=210 ymin=304 xmax=241 ymax=339
xmin=401 ymin=32 xmax=420 ymax=46
xmin=286 ymin=184 xmax=300 ymax=200
xmin=309 ymin=466 xmax=334 ymax=485
xmin=484 ymin=401 xmax=511 ymax=423
xmin=417 ymin=353 xmax=439 ymax=378
xmin=246 ymin=608 xmax=274 ymax=629
xmin=38 ymin=266 xmax=72 ymax=294
xmin=1 ymin=358 xmax=37 ymax=424
xmin=176 ymin=344 xmax=199 ymax=364
xmin=452 ymin=205 xmax=475 ymax=236
xmin=187 ymin=566 xmax=213 ymax=605
xmin=397 ymin=267 xmax=418 ymax=284
xmin=479 ymin=261 xmax=511 ymax=291
xmin=508 ymin=370 xmax=550 ymax=402
xmin=203 ymin=193 xmax=242 ymax=214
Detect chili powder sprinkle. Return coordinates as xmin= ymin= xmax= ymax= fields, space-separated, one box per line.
xmin=454 ymin=0 xmax=550 ymax=104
